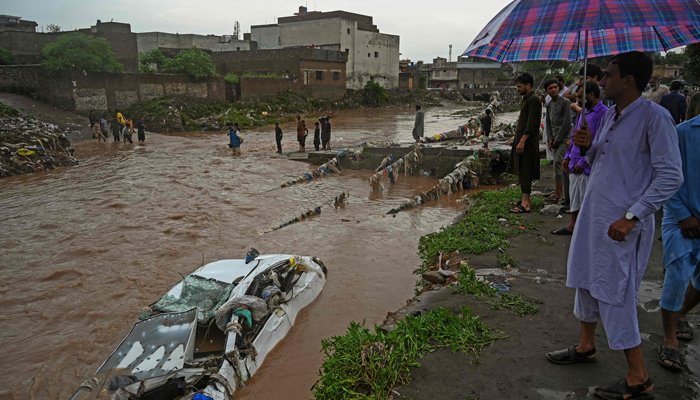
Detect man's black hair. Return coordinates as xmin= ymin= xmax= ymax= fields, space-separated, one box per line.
xmin=577 ymin=81 xmax=601 ymax=99
xmin=515 ymin=72 xmax=534 ymax=86
xmin=543 ymin=78 xmax=559 ymax=90
xmin=579 ymin=64 xmax=603 ymax=80
xmin=670 ymin=81 xmax=683 ymax=91
xmin=610 ymin=51 xmax=653 ymax=93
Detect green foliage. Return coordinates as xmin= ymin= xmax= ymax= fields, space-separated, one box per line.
xmin=417 ymin=187 xmax=539 ymax=276
xmin=361 ymin=80 xmax=389 ymax=107
xmin=0 ymin=102 xmax=19 ymax=117
xmin=45 ymin=24 xmax=61 ymax=33
xmin=657 ymin=50 xmax=687 ymax=66
xmin=313 ymin=307 xmax=501 ymax=400
xmin=0 ymin=48 xmax=16 ymax=65
xmin=139 ymin=49 xmax=167 ymax=73
xmin=41 ymin=32 xmax=123 ymax=74
xmin=224 ymin=73 xmax=239 ymax=84
xmin=492 ymin=293 xmax=540 ymax=317
xmin=162 ymin=48 xmax=216 ymax=80
xmin=453 ymin=264 xmax=497 ymax=298
xmin=683 ymin=44 xmax=700 ymax=85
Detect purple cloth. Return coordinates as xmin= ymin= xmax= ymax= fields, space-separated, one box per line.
xmin=564 ymin=101 xmax=608 ymax=175
xmin=566 ymin=97 xmax=683 ymax=306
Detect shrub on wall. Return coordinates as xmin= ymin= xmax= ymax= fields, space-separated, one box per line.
xmin=162 ymin=48 xmax=217 ymax=81
xmin=139 ymin=49 xmax=167 ymax=73
xmin=0 ymin=48 xmax=16 ymax=65
xmin=41 ymin=32 xmax=123 ymax=74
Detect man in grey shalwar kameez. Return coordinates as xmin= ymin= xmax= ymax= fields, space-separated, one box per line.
xmin=412 ymin=105 xmax=424 ymax=142
xmin=546 ymin=52 xmax=683 ymax=399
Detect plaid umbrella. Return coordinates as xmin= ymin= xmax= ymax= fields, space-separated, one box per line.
xmin=463 ymin=0 xmax=700 ymax=62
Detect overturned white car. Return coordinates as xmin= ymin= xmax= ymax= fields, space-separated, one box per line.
xmin=71 ymin=254 xmax=327 ymax=400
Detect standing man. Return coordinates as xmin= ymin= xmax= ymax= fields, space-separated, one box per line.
xmin=657 ymin=95 xmax=700 ymax=372
xmin=544 ymin=78 xmax=572 ymax=205
xmin=508 ymin=73 xmax=541 ymax=214
xmin=660 ymin=80 xmax=687 ymax=124
xmin=275 ymin=122 xmax=283 ymax=153
xmin=552 ymin=82 xmax=608 ymax=235
xmin=546 ymin=52 xmax=683 ymax=400
xmin=314 ymin=118 xmax=323 ymax=151
xmin=412 ymin=105 xmax=424 ymax=142
xmin=228 ymin=122 xmax=242 ymax=155
xmin=643 ymin=75 xmax=669 ymax=104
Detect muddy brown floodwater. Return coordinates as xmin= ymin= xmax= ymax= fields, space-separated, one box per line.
xmin=0 ymin=105 xmax=499 ymax=399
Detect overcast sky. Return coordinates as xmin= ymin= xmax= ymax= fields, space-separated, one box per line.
xmin=2 ymin=0 xmax=513 ymax=62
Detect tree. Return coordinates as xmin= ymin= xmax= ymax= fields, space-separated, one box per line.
xmin=683 ymin=44 xmax=700 ymax=84
xmin=139 ymin=48 xmax=167 ymax=73
xmin=41 ymin=32 xmax=123 ymax=74
xmin=0 ymin=48 xmax=16 ymax=65
xmin=162 ymin=48 xmax=217 ymax=80
xmin=45 ymin=24 xmax=61 ymax=33
xmin=361 ymin=80 xmax=388 ymax=107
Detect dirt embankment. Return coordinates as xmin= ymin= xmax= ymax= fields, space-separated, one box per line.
xmin=0 ymin=102 xmax=78 ymax=178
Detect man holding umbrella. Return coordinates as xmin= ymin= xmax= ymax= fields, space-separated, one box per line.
xmin=546 ymin=52 xmax=683 ymax=399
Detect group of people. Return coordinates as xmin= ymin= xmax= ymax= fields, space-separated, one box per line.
xmin=88 ymin=110 xmax=146 ymax=144
xmin=509 ymin=51 xmax=700 ymax=399
xmin=292 ymin=114 xmax=332 ymax=153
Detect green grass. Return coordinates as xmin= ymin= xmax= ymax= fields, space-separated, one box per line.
xmin=313 ymin=307 xmax=502 ymax=400
xmin=0 ymin=101 xmax=19 ymax=118
xmin=492 ymin=293 xmax=540 ymax=317
xmin=416 ymin=187 xmax=540 ymax=279
xmin=453 ymin=263 xmax=497 ymax=298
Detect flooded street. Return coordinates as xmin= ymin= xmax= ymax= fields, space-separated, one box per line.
xmin=0 ymin=105 xmax=491 ymax=399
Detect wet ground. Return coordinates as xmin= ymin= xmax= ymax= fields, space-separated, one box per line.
xmin=0 ymin=94 xmax=495 ymax=399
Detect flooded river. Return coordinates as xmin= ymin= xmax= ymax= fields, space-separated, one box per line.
xmin=0 ymin=105 xmax=488 ymax=399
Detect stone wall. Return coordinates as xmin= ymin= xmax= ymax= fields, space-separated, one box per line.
xmin=0 ymin=66 xmax=225 ymax=113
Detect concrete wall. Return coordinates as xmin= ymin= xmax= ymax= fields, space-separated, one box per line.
xmin=279 ymin=19 xmax=341 ymax=49
xmin=0 ymin=65 xmax=225 ymax=112
xmin=351 ymin=29 xmax=399 ymax=90
xmin=250 ymin=25 xmax=280 ymax=49
xmin=0 ymin=31 xmax=60 ymax=64
xmin=137 ymin=32 xmax=252 ymax=53
xmin=240 ymin=77 xmax=301 ymax=99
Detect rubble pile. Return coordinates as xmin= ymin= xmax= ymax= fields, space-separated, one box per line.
xmin=0 ymin=116 xmax=78 ymax=178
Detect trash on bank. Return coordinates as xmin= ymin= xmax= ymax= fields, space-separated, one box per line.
xmin=280 ymin=157 xmax=341 ymax=188
xmin=369 ymin=146 xmax=423 ymax=192
xmin=261 ymin=191 xmax=349 ymax=234
xmin=71 ymin=254 xmax=328 ymax=400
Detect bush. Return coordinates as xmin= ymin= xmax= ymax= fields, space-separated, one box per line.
xmin=0 ymin=48 xmax=16 ymax=65
xmin=162 ymin=48 xmax=216 ymax=81
xmin=361 ymin=80 xmax=389 ymax=107
xmin=41 ymin=32 xmax=123 ymax=74
xmin=224 ymin=73 xmax=239 ymax=84
xmin=139 ymin=49 xmax=167 ymax=73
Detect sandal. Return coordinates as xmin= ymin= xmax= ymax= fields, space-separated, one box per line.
xmin=657 ymin=346 xmax=683 ymax=372
xmin=551 ymin=227 xmax=573 ymax=236
xmin=594 ymin=377 xmax=654 ymax=399
xmin=510 ymin=204 xmax=530 ymax=214
xmin=677 ymin=319 xmax=694 ymax=341
xmin=546 ymin=345 xmax=596 ymax=364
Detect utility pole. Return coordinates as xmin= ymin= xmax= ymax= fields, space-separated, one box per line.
xmin=449 ymin=44 xmax=452 ymax=62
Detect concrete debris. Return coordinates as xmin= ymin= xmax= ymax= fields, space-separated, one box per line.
xmin=0 ymin=116 xmax=78 ymax=178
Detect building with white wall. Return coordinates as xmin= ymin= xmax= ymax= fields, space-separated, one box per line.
xmin=136 ymin=32 xmax=252 ymax=54
xmin=251 ymin=7 xmax=399 ymax=90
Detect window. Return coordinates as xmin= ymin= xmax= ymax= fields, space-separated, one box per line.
xmin=347 ymin=28 xmax=351 ymax=34
xmin=374 ymin=51 xmax=379 ymax=58
xmin=332 ymin=71 xmax=340 ymax=81
xmin=368 ymin=53 xmax=371 ymax=57
xmin=278 ymin=37 xmax=281 ymax=45
xmin=345 ymin=48 xmax=349 ymax=55
xmin=315 ymin=71 xmax=324 ymax=80
xmin=236 ymin=47 xmax=240 ymax=51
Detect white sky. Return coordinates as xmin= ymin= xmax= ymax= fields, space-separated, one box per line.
xmin=1 ymin=0 xmax=513 ymax=62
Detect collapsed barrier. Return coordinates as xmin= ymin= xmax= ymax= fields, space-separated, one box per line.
xmin=261 ymin=191 xmax=349 ymax=234
xmin=368 ymin=147 xmax=423 ymax=192
xmin=280 ymin=157 xmax=341 ymax=188
xmin=387 ymin=157 xmax=479 ymax=215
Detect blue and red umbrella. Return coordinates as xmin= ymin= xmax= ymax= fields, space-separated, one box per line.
xmin=463 ymin=0 xmax=700 ymax=62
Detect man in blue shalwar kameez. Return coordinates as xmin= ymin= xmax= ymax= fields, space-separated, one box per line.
xmin=657 ymin=98 xmax=700 ymax=372
xmin=546 ymin=52 xmax=683 ymax=400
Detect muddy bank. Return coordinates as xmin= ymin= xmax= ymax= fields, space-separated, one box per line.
xmin=384 ymin=175 xmax=700 ymax=400
xmin=0 ymin=105 xmax=78 ymax=178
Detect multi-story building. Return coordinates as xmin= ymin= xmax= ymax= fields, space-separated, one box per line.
xmin=250 ymin=6 xmax=399 ymax=90
xmin=136 ymin=32 xmax=253 ymax=54
xmin=0 ymin=15 xmax=37 ymax=32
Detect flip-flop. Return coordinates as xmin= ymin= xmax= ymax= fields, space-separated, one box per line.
xmin=546 ymin=345 xmax=596 ymax=364
xmin=677 ymin=319 xmax=694 ymax=341
xmin=551 ymin=227 xmax=573 ymax=236
xmin=510 ymin=205 xmax=530 ymax=214
xmin=657 ymin=346 xmax=683 ymax=372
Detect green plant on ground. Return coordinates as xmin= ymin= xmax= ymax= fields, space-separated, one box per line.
xmin=496 ymin=249 xmax=517 ymax=269
xmin=417 ymin=187 xmax=540 ymax=278
xmin=41 ymin=32 xmax=123 ymax=74
xmin=492 ymin=293 xmax=540 ymax=317
xmin=453 ymin=263 xmax=497 ymax=298
xmin=0 ymin=102 xmax=19 ymax=118
xmin=361 ymin=80 xmax=389 ymax=107
xmin=313 ymin=307 xmax=502 ymax=400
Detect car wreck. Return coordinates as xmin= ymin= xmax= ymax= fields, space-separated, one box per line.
xmin=71 ymin=254 xmax=327 ymax=400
